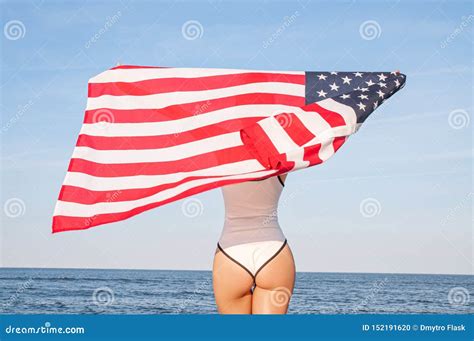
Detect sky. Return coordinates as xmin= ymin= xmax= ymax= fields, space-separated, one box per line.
xmin=0 ymin=0 xmax=472 ymax=274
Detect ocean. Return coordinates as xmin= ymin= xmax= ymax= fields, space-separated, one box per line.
xmin=1 ymin=268 xmax=472 ymax=314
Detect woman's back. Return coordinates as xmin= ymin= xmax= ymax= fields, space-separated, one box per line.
xmin=219 ymin=176 xmax=286 ymax=249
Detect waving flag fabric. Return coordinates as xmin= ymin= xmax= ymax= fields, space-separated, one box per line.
xmin=52 ymin=66 xmax=406 ymax=233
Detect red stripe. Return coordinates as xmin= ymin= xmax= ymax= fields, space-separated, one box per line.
xmin=332 ymin=136 xmax=347 ymax=152
xmin=303 ymin=144 xmax=323 ymax=166
xmin=52 ymin=174 xmax=276 ymax=233
xmin=276 ymin=113 xmax=315 ymax=146
xmin=68 ymin=145 xmax=252 ymax=177
xmin=76 ymin=117 xmax=262 ymax=150
xmin=110 ymin=65 xmax=170 ymax=70
xmin=89 ymin=72 xmax=305 ymax=97
xmin=59 ymin=172 xmax=238 ymax=205
xmin=301 ymin=102 xmax=346 ymax=127
xmin=240 ymin=122 xmax=283 ymax=169
xmin=83 ymin=93 xmax=305 ymax=123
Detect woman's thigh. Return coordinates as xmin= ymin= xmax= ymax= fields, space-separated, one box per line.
xmin=252 ymin=244 xmax=295 ymax=314
xmin=212 ymin=249 xmax=254 ymax=314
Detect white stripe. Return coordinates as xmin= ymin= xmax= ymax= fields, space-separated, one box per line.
xmin=72 ymin=132 xmax=241 ymax=163
xmin=63 ymin=159 xmax=265 ymax=191
xmin=81 ymin=104 xmax=304 ymax=137
xmin=309 ymin=124 xmax=360 ymax=144
xmin=286 ymin=148 xmax=310 ymax=170
xmin=54 ymin=168 xmax=277 ymax=217
xmin=301 ymin=125 xmax=357 ymax=148
xmin=318 ymin=138 xmax=335 ymax=161
xmin=90 ymin=67 xmax=304 ymax=84
xmin=258 ymin=117 xmax=300 ymax=154
xmin=86 ymin=83 xmax=305 ymax=110
xmin=292 ymin=108 xmax=332 ymax=135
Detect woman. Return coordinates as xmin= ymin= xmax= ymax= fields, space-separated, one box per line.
xmin=213 ymin=174 xmax=295 ymax=314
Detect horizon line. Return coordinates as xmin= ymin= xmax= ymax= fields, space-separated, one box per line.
xmin=0 ymin=266 xmax=472 ymax=277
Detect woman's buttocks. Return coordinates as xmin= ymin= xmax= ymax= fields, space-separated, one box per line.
xmin=219 ymin=176 xmax=285 ymax=249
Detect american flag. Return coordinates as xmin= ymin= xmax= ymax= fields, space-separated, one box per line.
xmin=52 ymin=66 xmax=406 ymax=233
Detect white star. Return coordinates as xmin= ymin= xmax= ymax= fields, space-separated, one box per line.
xmin=377 ymin=89 xmax=385 ymax=98
xmin=329 ymin=82 xmax=340 ymax=91
xmin=378 ymin=82 xmax=387 ymax=88
xmin=395 ymin=79 xmax=401 ymax=87
xmin=373 ymin=101 xmax=379 ymax=109
xmin=317 ymin=89 xmax=327 ymax=98
xmin=318 ymin=74 xmax=327 ymax=80
xmin=390 ymin=71 xmax=399 ymax=75
xmin=354 ymin=72 xmax=363 ymax=77
xmin=340 ymin=93 xmax=350 ymax=99
xmin=341 ymin=76 xmax=352 ymax=84
xmin=358 ymin=94 xmax=368 ymax=100
xmin=366 ymin=79 xmax=375 ymax=86
xmin=377 ymin=73 xmax=387 ymax=81
xmin=354 ymin=86 xmax=361 ymax=91
xmin=330 ymin=71 xmax=338 ymax=75
xmin=361 ymin=87 xmax=369 ymax=92
xmin=357 ymin=102 xmax=366 ymax=111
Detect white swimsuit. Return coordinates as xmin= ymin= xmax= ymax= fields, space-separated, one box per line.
xmin=217 ymin=175 xmax=287 ymax=279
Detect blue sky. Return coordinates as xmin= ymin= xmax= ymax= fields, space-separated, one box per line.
xmin=1 ymin=0 xmax=472 ymax=274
